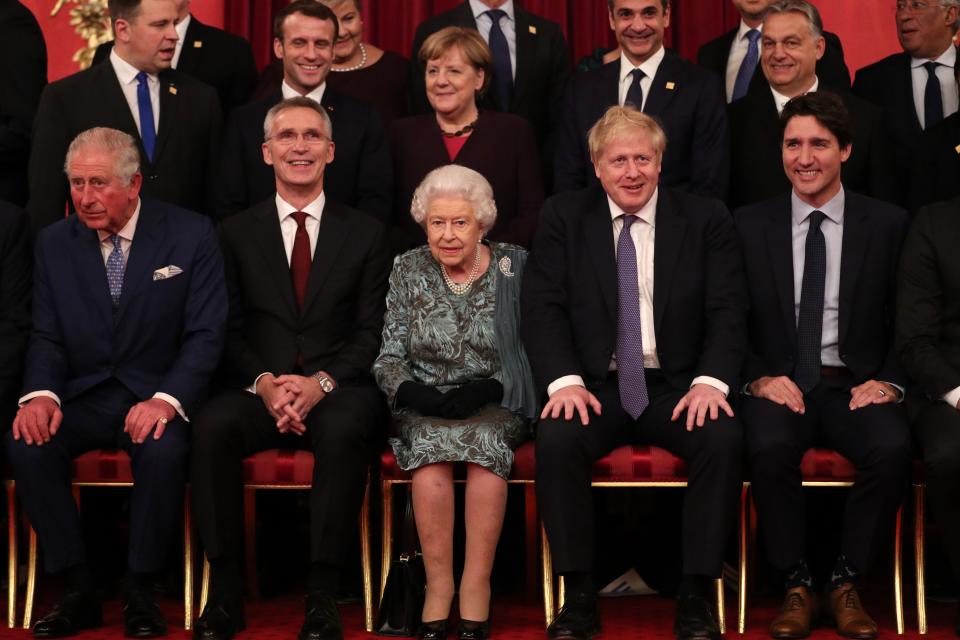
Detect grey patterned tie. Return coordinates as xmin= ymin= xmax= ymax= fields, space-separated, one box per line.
xmin=617 ymin=215 xmax=649 ymax=419
xmin=795 ymin=210 xmax=826 ymax=392
xmin=106 ymin=234 xmax=124 ymax=307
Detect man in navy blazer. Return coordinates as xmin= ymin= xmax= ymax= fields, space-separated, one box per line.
xmin=554 ymin=0 xmax=729 ymax=199
xmin=6 ymin=127 xmax=226 ymax=638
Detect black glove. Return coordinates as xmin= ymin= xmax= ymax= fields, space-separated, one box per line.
xmin=439 ymin=379 xmax=504 ymax=419
xmin=395 ymin=381 xmax=449 ymax=416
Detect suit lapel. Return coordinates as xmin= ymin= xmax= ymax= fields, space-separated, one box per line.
xmin=253 ymin=203 xmax=299 ymax=319
xmin=584 ymin=190 xmax=618 ymax=321
xmin=652 ymin=191 xmax=687 ymax=333
xmin=765 ymin=196 xmax=799 ymax=349
xmin=599 ymin=61 xmax=621 ymax=115
xmin=644 ymin=51 xmax=681 ymax=116
xmin=72 ymin=220 xmax=115 ymax=325
xmin=455 ymin=2 xmax=478 ymax=27
xmin=174 ymin=17 xmax=202 ymax=75
xmin=838 ymin=196 xmax=869 ymax=348
xmin=115 ymin=202 xmax=167 ymax=325
xmin=97 ymin=64 xmax=142 ymax=136
xmin=154 ymin=72 xmax=178 ymax=163
xmin=301 ymin=202 xmax=350 ymax=315
xmin=896 ymin=54 xmax=923 ymax=135
xmin=513 ymin=11 xmax=534 ymax=110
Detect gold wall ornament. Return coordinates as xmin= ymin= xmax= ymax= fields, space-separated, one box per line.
xmin=51 ymin=0 xmax=112 ymax=70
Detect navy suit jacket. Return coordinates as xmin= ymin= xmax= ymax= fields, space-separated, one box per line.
xmin=554 ymin=51 xmax=729 ymax=200
xmin=23 ymin=199 xmax=227 ymax=417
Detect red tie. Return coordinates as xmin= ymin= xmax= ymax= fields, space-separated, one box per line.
xmin=290 ymin=211 xmax=311 ymax=308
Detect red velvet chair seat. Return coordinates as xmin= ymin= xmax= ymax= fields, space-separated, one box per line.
xmin=71 ymin=449 xmax=134 ymax=484
xmin=591 ymin=445 xmax=688 ymax=482
xmin=242 ymin=449 xmax=314 ymax=486
xmin=798 ymin=448 xmax=856 ymax=483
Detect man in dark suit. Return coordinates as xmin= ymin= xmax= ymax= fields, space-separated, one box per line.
xmin=897 ymin=194 xmax=960 ymax=636
xmin=554 ymin=0 xmax=729 ymax=200
xmin=214 ymin=0 xmax=391 ymax=223
xmin=910 ymin=108 xmax=960 ymax=210
xmin=735 ymin=92 xmax=910 ymax=640
xmin=696 ymin=0 xmax=850 ymax=103
xmin=409 ymin=0 xmax=571 ymax=150
xmin=6 ymin=126 xmax=226 ymax=638
xmin=0 ymin=1 xmax=46 ymax=207
xmin=27 ymin=0 xmax=221 ymax=231
xmin=0 ymin=200 xmax=31 ymax=429
xmin=727 ymin=0 xmax=892 ymax=209
xmin=192 ymin=97 xmax=390 ymax=640
xmin=523 ymin=105 xmax=747 ymax=640
xmin=853 ymin=1 xmax=958 ymax=206
xmin=92 ymin=0 xmax=258 ymax=116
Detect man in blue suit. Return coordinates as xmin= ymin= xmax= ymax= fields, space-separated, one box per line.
xmin=7 ymin=127 xmax=227 ymax=639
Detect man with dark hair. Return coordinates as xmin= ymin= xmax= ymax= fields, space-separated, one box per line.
xmin=214 ymin=0 xmax=391 ymax=222
xmin=554 ymin=0 xmax=729 ymax=200
xmin=697 ymin=0 xmax=850 ymax=103
xmin=192 ymin=97 xmax=390 ymax=640
xmin=27 ymin=0 xmax=221 ymax=231
xmin=727 ymin=0 xmax=892 ymax=209
xmin=854 ymin=1 xmax=959 ymax=206
xmin=910 ymin=59 xmax=960 ymax=209
xmin=8 ymin=126 xmax=226 ymax=639
xmin=735 ymin=91 xmax=911 ymax=639
xmin=92 ymin=0 xmax=258 ymax=116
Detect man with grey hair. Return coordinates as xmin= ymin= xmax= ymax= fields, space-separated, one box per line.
xmin=192 ymin=97 xmax=390 ymax=640
xmin=727 ymin=0 xmax=893 ymax=208
xmin=854 ymin=0 xmax=959 ymax=207
xmin=7 ymin=126 xmax=226 ymax=638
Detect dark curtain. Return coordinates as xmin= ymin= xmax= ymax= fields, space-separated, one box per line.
xmin=224 ymin=0 xmax=742 ymax=72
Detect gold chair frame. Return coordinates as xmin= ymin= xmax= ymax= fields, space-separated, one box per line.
xmin=6 ymin=480 xmax=17 ymax=629
xmin=913 ymin=473 xmax=927 ymax=634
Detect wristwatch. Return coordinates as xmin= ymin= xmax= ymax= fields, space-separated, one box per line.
xmin=313 ymin=372 xmax=335 ymax=393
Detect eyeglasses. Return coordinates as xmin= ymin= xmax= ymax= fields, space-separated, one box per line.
xmin=895 ymin=1 xmax=937 ymax=14
xmin=268 ymin=130 xmax=329 ymax=146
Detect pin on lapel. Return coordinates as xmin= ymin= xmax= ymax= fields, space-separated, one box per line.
xmin=665 ymin=81 xmax=676 ymax=90
xmin=193 ymin=40 xmax=203 ymax=48
xmin=528 ymin=25 xmax=537 ymax=34
xmin=168 ymin=85 xmax=177 ymax=95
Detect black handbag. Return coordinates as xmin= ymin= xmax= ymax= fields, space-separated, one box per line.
xmin=376 ymin=495 xmax=425 ymax=636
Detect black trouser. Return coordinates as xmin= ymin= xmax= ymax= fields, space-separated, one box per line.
xmin=910 ymin=398 xmax=960 ymax=580
xmin=536 ymin=371 xmax=743 ymax=577
xmin=742 ymin=374 xmax=911 ymax=575
xmin=5 ymin=379 xmax=189 ymax=573
xmin=191 ymin=384 xmax=383 ymax=567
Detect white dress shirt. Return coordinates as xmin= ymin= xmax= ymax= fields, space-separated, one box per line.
xmin=282 ymin=79 xmax=326 ymax=104
xmin=617 ymin=46 xmax=666 ymax=111
xmin=110 ymin=49 xmax=160 ymax=137
xmin=469 ymin=0 xmax=517 ymax=78
xmin=911 ymin=44 xmax=959 ymax=130
xmin=19 ymin=200 xmax=188 ymax=420
xmin=172 ymin=13 xmax=191 ymax=69
xmin=725 ymin=20 xmax=761 ymax=102
xmin=547 ymin=189 xmax=729 ymax=399
xmin=770 ymin=77 xmax=819 ymax=116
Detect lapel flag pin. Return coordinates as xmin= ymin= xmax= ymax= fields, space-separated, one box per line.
xmin=194 ymin=40 xmax=203 ymax=48
xmin=529 ymin=25 xmax=537 ymax=34
xmin=169 ymin=85 xmax=177 ymax=95
xmin=665 ymin=81 xmax=676 ymax=90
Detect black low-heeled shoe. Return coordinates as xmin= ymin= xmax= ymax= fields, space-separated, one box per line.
xmin=457 ymin=618 xmax=490 ymax=640
xmin=417 ymin=619 xmax=449 ymax=639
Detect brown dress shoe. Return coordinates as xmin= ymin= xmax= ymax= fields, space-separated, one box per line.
xmin=827 ymin=583 xmax=878 ymax=639
xmin=769 ymin=586 xmax=817 ymax=638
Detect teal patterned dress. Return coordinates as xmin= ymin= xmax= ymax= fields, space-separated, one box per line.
xmin=373 ymin=244 xmax=529 ymax=480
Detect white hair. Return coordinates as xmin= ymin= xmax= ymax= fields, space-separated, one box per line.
xmin=410 ymin=165 xmax=497 ymax=231
xmin=64 ymin=127 xmax=141 ymax=185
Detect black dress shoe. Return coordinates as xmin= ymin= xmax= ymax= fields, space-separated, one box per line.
xmin=674 ymin=591 xmax=721 ymax=640
xmin=457 ymin=618 xmax=489 ymax=639
xmin=32 ymin=589 xmax=102 ymax=638
xmin=193 ymin=598 xmax=246 ymax=640
xmin=298 ymin=591 xmax=343 ymax=640
xmin=417 ymin=619 xmax=448 ymax=639
xmin=124 ymin=589 xmax=167 ymax=638
xmin=547 ymin=598 xmax=601 ymax=639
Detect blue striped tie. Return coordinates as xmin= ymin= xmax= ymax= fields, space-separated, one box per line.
xmin=136 ymin=71 xmax=157 ymax=162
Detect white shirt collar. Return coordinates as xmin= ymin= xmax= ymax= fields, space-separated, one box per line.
xmin=109 ymin=48 xmax=154 ymax=85
xmin=175 ymin=13 xmax=191 ymax=42
xmin=607 ymin=187 xmax=659 ymax=228
xmin=736 ymin=18 xmax=761 ymax=41
xmin=771 ymin=76 xmax=819 ymax=114
xmin=282 ymin=79 xmax=326 ymax=104
xmin=96 ymin=198 xmax=141 ymax=243
xmin=469 ymin=0 xmax=515 ymax=20
xmin=619 ymin=45 xmax=666 ymax=87
xmin=791 ymin=185 xmax=845 ymax=226
xmin=911 ymin=44 xmax=957 ymax=68
xmin=275 ymin=192 xmax=326 ymax=224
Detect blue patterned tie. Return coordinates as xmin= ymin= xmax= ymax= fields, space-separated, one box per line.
xmin=625 ymin=68 xmax=645 ymax=110
xmin=731 ymin=29 xmax=761 ymax=102
xmin=795 ymin=210 xmax=826 ymax=393
xmin=136 ymin=71 xmax=157 ymax=162
xmin=617 ymin=215 xmax=649 ymax=419
xmin=107 ymin=234 xmax=124 ymax=307
xmin=485 ymin=9 xmax=513 ymax=112
xmin=923 ymin=61 xmax=944 ymax=129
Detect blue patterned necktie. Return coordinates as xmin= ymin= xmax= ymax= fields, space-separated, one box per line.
xmin=616 ymin=215 xmax=649 ymax=419
xmin=107 ymin=234 xmax=124 ymax=307
xmin=731 ymin=29 xmax=761 ymax=102
xmin=136 ymin=71 xmax=157 ymax=162
xmin=795 ymin=210 xmax=826 ymax=393
xmin=625 ymin=68 xmax=645 ymax=110
xmin=923 ymin=61 xmax=944 ymax=129
xmin=486 ymin=9 xmax=513 ymax=112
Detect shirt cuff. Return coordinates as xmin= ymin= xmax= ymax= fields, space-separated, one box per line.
xmin=691 ymin=375 xmax=729 ymax=397
xmin=19 ymin=390 xmax=61 ymax=407
xmin=943 ymin=385 xmax=960 ymax=410
xmin=547 ymin=375 xmax=585 ymax=397
xmin=153 ymin=392 xmax=188 ymax=422
xmin=880 ymin=382 xmax=906 ymax=403
xmin=248 ymin=372 xmax=273 ymax=395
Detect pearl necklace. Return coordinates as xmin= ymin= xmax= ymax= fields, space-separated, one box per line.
xmin=331 ymin=42 xmax=368 ymax=73
xmin=441 ymin=247 xmax=482 ymax=295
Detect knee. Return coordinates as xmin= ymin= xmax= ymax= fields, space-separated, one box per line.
xmin=5 ymin=430 xmax=58 ymax=471
xmin=925 ymin=438 xmax=960 ymax=481
xmin=311 ymin=416 xmax=371 ymax=455
xmin=192 ymin=396 xmax=244 ymax=454
xmin=693 ymin=416 xmax=743 ymax=465
xmin=135 ymin=427 xmax=189 ymax=472
xmin=535 ymin=419 xmax=590 ymax=471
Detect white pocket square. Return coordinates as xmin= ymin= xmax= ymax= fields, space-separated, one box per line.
xmin=153 ymin=265 xmax=184 ymax=281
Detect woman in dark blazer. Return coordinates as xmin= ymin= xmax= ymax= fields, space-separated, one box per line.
xmin=389 ymin=27 xmax=544 ymax=250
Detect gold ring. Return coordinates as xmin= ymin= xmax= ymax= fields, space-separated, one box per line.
xmin=158 ymin=417 xmax=168 ymax=425
xmin=878 ymin=389 xmax=886 ymax=397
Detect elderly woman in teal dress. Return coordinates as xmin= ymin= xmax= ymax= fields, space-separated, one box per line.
xmin=373 ymin=164 xmax=537 ymax=640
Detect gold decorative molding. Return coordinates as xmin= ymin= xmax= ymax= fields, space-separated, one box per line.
xmin=51 ymin=0 xmax=112 ymax=70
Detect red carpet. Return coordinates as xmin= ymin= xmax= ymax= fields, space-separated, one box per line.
xmin=0 ymin=590 xmax=955 ymax=640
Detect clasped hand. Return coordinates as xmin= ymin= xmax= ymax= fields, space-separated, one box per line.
xmin=396 ymin=379 xmax=503 ymax=420
xmin=13 ymin=395 xmax=176 ymax=446
xmin=257 ymin=374 xmax=327 ymax=435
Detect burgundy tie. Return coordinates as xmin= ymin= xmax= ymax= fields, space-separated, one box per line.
xmin=290 ymin=211 xmax=311 ymax=308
